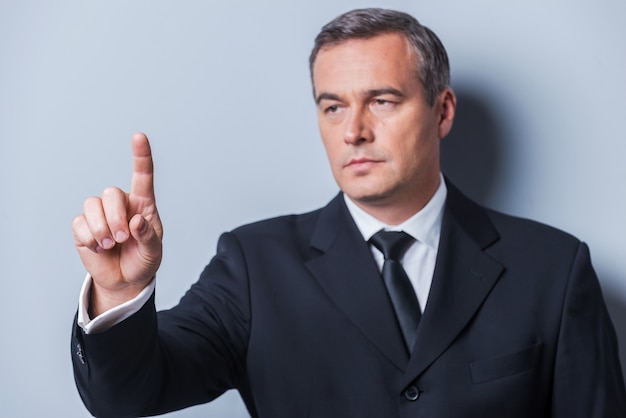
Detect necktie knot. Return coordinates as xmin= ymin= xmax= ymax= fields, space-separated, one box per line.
xmin=370 ymin=230 xmax=414 ymax=261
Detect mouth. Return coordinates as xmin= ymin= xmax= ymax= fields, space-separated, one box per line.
xmin=344 ymin=157 xmax=383 ymax=172
xmin=345 ymin=157 xmax=379 ymax=167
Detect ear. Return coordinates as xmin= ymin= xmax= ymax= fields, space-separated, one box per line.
xmin=437 ymin=87 xmax=456 ymax=139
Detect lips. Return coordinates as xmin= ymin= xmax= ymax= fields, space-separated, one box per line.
xmin=345 ymin=157 xmax=380 ymax=167
xmin=344 ymin=157 xmax=383 ymax=174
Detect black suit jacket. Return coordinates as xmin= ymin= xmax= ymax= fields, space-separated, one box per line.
xmin=72 ymin=182 xmax=626 ymax=417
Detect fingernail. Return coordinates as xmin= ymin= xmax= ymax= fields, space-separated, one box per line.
xmin=102 ymin=238 xmax=114 ymax=249
xmin=115 ymin=231 xmax=128 ymax=242
xmin=138 ymin=217 xmax=147 ymax=234
xmin=95 ymin=245 xmax=104 ymax=253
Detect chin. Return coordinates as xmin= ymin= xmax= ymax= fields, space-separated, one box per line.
xmin=343 ymin=187 xmax=393 ymax=205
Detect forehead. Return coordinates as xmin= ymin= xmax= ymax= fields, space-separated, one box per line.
xmin=312 ymin=33 xmax=418 ymax=95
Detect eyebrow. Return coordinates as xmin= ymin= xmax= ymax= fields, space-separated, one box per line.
xmin=366 ymin=88 xmax=405 ymax=99
xmin=315 ymin=92 xmax=341 ymax=105
xmin=315 ymin=88 xmax=405 ymax=105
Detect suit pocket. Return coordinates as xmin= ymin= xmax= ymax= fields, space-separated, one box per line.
xmin=469 ymin=342 xmax=543 ymax=384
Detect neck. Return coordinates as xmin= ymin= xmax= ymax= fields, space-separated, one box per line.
xmin=349 ymin=177 xmax=442 ymax=225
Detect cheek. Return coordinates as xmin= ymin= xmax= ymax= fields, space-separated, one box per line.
xmin=387 ymin=128 xmax=436 ymax=169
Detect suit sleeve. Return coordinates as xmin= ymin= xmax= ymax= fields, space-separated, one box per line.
xmin=71 ymin=232 xmax=253 ymax=417
xmin=551 ymin=242 xmax=626 ymax=417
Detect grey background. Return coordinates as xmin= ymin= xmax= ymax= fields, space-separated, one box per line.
xmin=1 ymin=1 xmax=624 ymax=416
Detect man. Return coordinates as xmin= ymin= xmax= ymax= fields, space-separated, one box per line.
xmin=71 ymin=8 xmax=626 ymax=417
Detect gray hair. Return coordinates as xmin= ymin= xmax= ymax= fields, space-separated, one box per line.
xmin=309 ymin=8 xmax=450 ymax=106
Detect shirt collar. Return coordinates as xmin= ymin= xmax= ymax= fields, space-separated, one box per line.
xmin=344 ymin=174 xmax=447 ymax=249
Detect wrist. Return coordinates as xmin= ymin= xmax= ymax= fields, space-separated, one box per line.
xmin=89 ymin=280 xmax=152 ymax=318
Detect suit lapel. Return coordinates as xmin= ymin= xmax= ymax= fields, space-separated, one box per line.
xmin=403 ymin=182 xmax=504 ymax=385
xmin=305 ymin=194 xmax=409 ymax=371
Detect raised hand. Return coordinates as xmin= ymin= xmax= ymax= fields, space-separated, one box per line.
xmin=72 ymin=133 xmax=163 ymax=316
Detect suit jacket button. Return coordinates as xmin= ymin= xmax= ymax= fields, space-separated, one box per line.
xmin=76 ymin=343 xmax=85 ymax=365
xmin=403 ymin=386 xmax=420 ymax=401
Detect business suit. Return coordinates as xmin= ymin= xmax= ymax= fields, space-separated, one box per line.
xmin=72 ymin=181 xmax=626 ymax=417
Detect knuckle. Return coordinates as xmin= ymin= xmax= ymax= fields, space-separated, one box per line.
xmin=72 ymin=216 xmax=91 ymax=240
xmin=78 ymin=234 xmax=97 ymax=249
xmin=90 ymin=221 xmax=110 ymax=236
xmin=72 ymin=218 xmax=97 ymax=249
xmin=102 ymin=186 xmax=124 ymax=198
xmin=71 ymin=214 xmax=85 ymax=229
xmin=101 ymin=188 xmax=128 ymax=217
xmin=83 ymin=196 xmax=101 ymax=211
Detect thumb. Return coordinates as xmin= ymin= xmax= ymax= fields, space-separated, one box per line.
xmin=129 ymin=214 xmax=162 ymax=262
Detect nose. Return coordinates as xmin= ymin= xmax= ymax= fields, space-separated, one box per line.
xmin=344 ymin=108 xmax=374 ymax=145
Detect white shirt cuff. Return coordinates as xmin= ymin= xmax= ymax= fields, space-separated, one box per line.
xmin=77 ymin=273 xmax=155 ymax=334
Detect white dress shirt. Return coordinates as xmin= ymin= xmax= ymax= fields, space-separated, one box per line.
xmin=343 ymin=175 xmax=447 ymax=313
xmin=78 ymin=274 xmax=155 ymax=334
xmin=79 ymin=175 xmax=446 ymax=334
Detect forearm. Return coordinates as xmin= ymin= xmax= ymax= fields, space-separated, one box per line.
xmin=89 ymin=280 xmax=151 ymax=318
xmin=73 ymin=293 xmax=163 ymax=417
xmin=78 ymin=273 xmax=156 ymax=334
xmin=71 ymin=232 xmax=253 ymax=416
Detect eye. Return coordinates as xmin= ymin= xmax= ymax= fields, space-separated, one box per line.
xmin=372 ymin=99 xmax=393 ymax=107
xmin=370 ymin=98 xmax=398 ymax=112
xmin=325 ymin=104 xmax=340 ymax=113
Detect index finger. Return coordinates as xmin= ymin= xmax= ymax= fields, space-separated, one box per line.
xmin=130 ymin=132 xmax=155 ymax=200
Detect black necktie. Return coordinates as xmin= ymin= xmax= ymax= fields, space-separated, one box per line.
xmin=370 ymin=230 xmax=421 ymax=352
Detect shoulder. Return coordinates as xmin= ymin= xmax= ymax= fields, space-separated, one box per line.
xmin=219 ymin=203 xmax=331 ymax=259
xmin=206 ymin=205 xmax=328 ymax=266
xmin=230 ymin=207 xmax=322 ymax=239
xmin=227 ymin=193 xmax=345 ymax=243
xmin=482 ymin=207 xmax=585 ymax=269
xmin=445 ymin=180 xmax=582 ymax=254
xmin=487 ymin=207 xmax=580 ymax=247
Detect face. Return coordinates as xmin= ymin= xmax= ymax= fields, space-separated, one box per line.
xmin=312 ymin=33 xmax=455 ymax=222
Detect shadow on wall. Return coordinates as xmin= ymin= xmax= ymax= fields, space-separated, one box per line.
xmin=441 ymin=86 xmax=505 ymax=208
xmin=441 ymin=85 xmax=626 ymax=379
